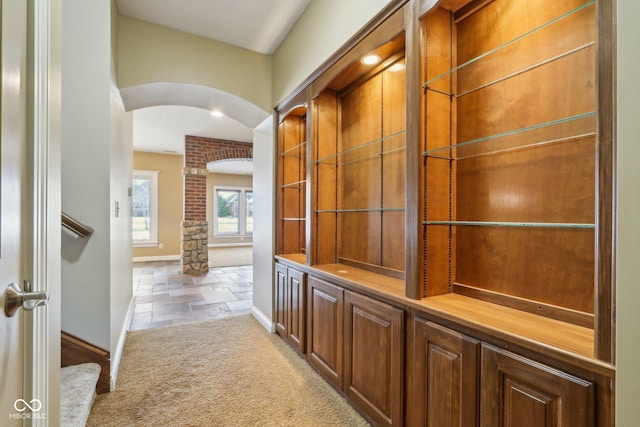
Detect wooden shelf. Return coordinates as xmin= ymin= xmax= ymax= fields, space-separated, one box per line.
xmin=410 ymin=293 xmax=613 ymax=376
xmin=275 ymin=253 xmax=307 ymax=265
xmin=313 ymin=263 xmax=405 ymax=296
xmin=275 ymin=255 xmax=613 ymax=377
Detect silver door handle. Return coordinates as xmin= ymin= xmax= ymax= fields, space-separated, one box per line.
xmin=3 ymin=282 xmax=49 ymax=317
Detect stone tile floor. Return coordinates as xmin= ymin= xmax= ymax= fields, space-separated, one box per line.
xmin=129 ymin=260 xmax=253 ymax=331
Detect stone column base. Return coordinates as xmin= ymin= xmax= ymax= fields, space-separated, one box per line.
xmin=181 ymin=220 xmax=209 ymax=275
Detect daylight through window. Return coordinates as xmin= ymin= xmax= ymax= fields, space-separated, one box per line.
xmin=214 ymin=186 xmax=253 ymax=236
xmin=132 ymin=170 xmax=159 ymax=246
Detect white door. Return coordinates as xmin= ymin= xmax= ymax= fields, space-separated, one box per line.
xmin=0 ymin=0 xmax=61 ymax=425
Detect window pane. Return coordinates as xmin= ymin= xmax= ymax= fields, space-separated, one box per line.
xmin=217 ymin=190 xmax=240 ymax=234
xmin=246 ymin=191 xmax=253 ymax=234
xmin=132 ymin=178 xmax=151 ymax=240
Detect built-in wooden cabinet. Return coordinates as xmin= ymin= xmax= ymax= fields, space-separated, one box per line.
xmin=274 ymin=263 xmax=306 ymax=354
xmin=344 ymin=291 xmax=404 ymax=427
xmin=274 ymin=263 xmax=288 ymax=338
xmin=305 ymin=274 xmax=404 ymax=426
xmin=409 ymin=316 xmax=479 ymax=427
xmin=409 ymin=314 xmax=599 ymax=427
xmin=287 ymin=268 xmax=306 ymax=353
xmin=306 ymin=276 xmax=344 ymax=389
xmin=274 ymin=0 xmax=615 ymax=424
xmin=481 ymin=345 xmax=594 ymax=427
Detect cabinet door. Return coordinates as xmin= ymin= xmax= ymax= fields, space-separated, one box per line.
xmin=307 ymin=276 xmax=344 ymax=388
xmin=344 ymin=291 xmax=404 ymax=427
xmin=274 ymin=263 xmax=288 ymax=338
xmin=481 ymin=345 xmax=594 ymax=427
xmin=287 ymin=267 xmax=306 ymax=354
xmin=410 ymin=317 xmax=479 ymax=427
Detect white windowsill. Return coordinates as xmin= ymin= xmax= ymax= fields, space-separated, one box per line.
xmin=133 ymin=241 xmax=159 ymax=248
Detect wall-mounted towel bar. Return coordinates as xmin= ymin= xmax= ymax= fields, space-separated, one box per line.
xmin=61 ymin=212 xmax=94 ymax=238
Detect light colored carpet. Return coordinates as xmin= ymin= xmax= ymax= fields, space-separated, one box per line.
xmin=208 ymin=246 xmax=253 ymax=268
xmin=61 ymin=363 xmax=101 ymax=427
xmin=87 ymin=315 xmax=369 ymax=426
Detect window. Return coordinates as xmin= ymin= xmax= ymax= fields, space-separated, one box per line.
xmin=214 ymin=186 xmax=253 ymax=236
xmin=132 ymin=170 xmax=159 ymax=246
xmin=245 ymin=191 xmax=253 ymax=233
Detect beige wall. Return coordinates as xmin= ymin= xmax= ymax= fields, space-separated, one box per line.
xmin=272 ymin=0 xmax=391 ymax=105
xmin=247 ymin=0 xmax=392 ymax=328
xmin=133 ymin=151 xmax=183 ymax=259
xmin=207 ymin=173 xmax=253 ymax=245
xmin=616 ymin=0 xmax=640 ymax=423
xmin=62 ymin=0 xmax=134 ymax=368
xmin=117 ymin=16 xmax=272 ymax=112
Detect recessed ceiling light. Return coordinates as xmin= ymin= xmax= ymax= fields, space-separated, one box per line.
xmin=362 ymin=54 xmax=381 ymax=65
xmin=211 ymin=110 xmax=224 ymax=117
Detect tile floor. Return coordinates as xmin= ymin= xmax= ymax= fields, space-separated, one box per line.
xmin=129 ymin=260 xmax=253 ymax=331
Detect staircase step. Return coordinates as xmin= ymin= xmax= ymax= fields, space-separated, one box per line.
xmin=61 ymin=363 xmax=102 ymax=427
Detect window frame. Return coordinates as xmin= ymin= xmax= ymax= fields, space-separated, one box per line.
xmin=132 ymin=169 xmax=159 ymax=247
xmin=213 ymin=185 xmax=253 ymax=237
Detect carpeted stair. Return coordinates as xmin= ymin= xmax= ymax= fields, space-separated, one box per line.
xmin=61 ymin=363 xmax=101 ymax=427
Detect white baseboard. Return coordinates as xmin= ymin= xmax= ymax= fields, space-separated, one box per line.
xmin=110 ymin=295 xmax=136 ymax=391
xmin=250 ymin=305 xmax=275 ymax=333
xmin=133 ymin=255 xmax=181 ymax=262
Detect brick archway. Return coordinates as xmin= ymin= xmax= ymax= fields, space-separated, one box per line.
xmin=182 ymin=135 xmax=253 ymax=274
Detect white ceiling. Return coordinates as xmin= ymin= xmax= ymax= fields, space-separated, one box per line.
xmin=117 ymin=0 xmax=312 ymax=173
xmin=133 ymin=105 xmax=253 ymax=153
xmin=117 ymin=0 xmax=311 ymax=55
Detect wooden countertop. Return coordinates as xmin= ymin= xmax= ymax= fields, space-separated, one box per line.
xmin=274 ymin=255 xmax=615 ymax=377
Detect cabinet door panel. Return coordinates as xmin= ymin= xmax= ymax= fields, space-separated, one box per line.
xmin=307 ymin=276 xmax=344 ymax=388
xmin=345 ymin=291 xmax=403 ymax=427
xmin=288 ymin=268 xmax=306 ymax=354
xmin=481 ymin=345 xmax=594 ymax=427
xmin=410 ymin=317 xmax=479 ymax=427
xmin=275 ymin=263 xmax=288 ymax=338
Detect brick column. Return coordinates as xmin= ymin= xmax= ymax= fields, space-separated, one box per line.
xmin=182 ymin=167 xmax=209 ymax=275
xmin=183 ymin=135 xmax=253 ymax=275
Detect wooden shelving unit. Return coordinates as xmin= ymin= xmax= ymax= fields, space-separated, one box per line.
xmin=276 ymin=105 xmax=308 ymax=258
xmin=417 ymin=0 xmax=613 ymax=359
xmin=273 ymin=0 xmax=615 ymax=424
xmin=312 ymin=37 xmax=407 ymax=280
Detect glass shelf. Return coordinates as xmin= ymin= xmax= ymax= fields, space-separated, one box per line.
xmin=281 ymin=217 xmax=306 ymax=221
xmin=281 ymin=141 xmax=307 ymax=157
xmin=317 ymin=208 xmax=405 ymax=214
xmin=281 ymin=180 xmax=306 ymax=189
xmin=423 ymin=220 xmax=594 ymax=229
xmin=422 ymin=0 xmax=595 ymax=91
xmin=316 ymin=130 xmax=406 ymax=165
xmin=425 ymin=42 xmax=595 ymax=99
xmin=337 ymin=146 xmax=405 ymax=168
xmin=423 ymin=112 xmax=596 ymax=160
